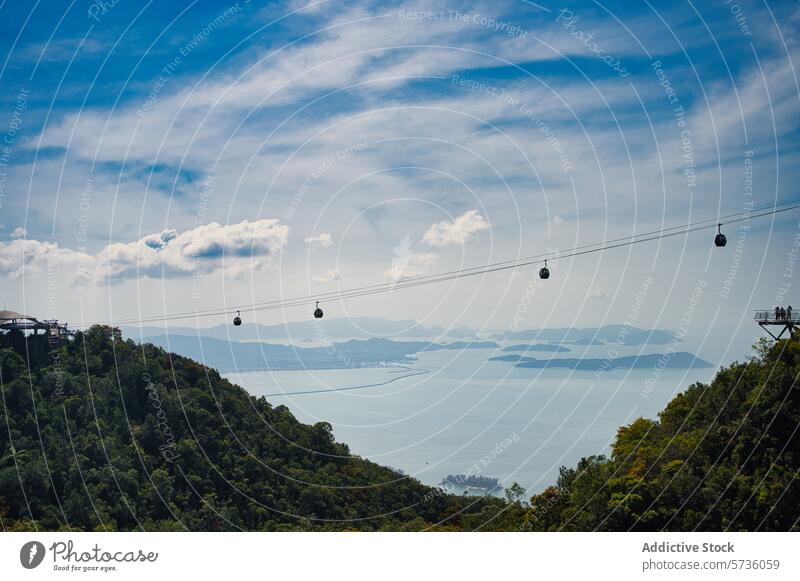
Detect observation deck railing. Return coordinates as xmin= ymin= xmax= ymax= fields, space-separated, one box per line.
xmin=754 ymin=310 xmax=800 ymax=324
xmin=754 ymin=310 xmax=798 ymax=340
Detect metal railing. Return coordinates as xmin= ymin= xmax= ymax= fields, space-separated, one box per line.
xmin=754 ymin=310 xmax=800 ymax=323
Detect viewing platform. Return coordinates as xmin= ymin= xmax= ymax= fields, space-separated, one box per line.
xmin=0 ymin=310 xmax=70 ymax=340
xmin=754 ymin=310 xmax=798 ymax=340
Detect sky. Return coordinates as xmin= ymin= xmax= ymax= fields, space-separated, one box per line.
xmin=0 ymin=0 xmax=798 ymax=361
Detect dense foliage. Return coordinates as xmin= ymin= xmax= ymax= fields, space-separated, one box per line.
xmin=524 ymin=338 xmax=799 ymax=531
xmin=2 ymin=327 xmax=797 ymax=531
xmin=0 ymin=327 xmax=518 ymax=531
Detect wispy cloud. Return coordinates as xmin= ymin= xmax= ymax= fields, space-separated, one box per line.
xmin=17 ymin=37 xmax=108 ymax=64
xmin=305 ymin=232 xmax=333 ymax=249
xmin=384 ymin=233 xmax=437 ymax=281
xmin=313 ymin=269 xmax=342 ymax=284
xmin=588 ymin=288 xmax=606 ymax=299
xmin=1 ymin=0 xmax=797 ymax=334
xmin=422 ymin=210 xmax=489 ymax=247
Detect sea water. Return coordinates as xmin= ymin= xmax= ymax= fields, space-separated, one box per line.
xmin=224 ymin=344 xmax=714 ymax=496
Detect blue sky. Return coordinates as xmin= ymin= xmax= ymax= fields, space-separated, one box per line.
xmin=0 ymin=0 xmax=798 ymax=358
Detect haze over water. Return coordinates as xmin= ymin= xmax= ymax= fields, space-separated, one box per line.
xmin=226 ymin=340 xmax=716 ymax=493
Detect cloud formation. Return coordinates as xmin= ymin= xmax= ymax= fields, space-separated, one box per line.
xmin=589 ymin=288 xmax=606 ymax=299
xmin=304 ymin=232 xmax=333 ymax=250
xmin=312 ymin=269 xmax=342 ymax=284
xmin=384 ymin=252 xmax=437 ymax=282
xmin=0 ymin=219 xmax=288 ymax=285
xmin=422 ymin=210 xmax=489 ymax=247
xmin=0 ymin=239 xmax=88 ymax=280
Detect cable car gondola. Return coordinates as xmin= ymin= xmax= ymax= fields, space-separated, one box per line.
xmin=714 ymin=223 xmax=727 ymax=247
xmin=539 ymin=260 xmax=550 ymax=280
xmin=83 ymin=203 xmax=797 ymax=332
xmin=233 ymin=311 xmax=242 ymax=326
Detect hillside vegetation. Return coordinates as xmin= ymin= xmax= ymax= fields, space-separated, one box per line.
xmin=1 ymin=328 xmax=797 ymax=531
xmin=0 ymin=327 xmax=515 ymax=531
xmin=523 ymin=338 xmax=799 ymax=531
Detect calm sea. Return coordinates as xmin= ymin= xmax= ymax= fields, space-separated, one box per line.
xmin=224 ymin=343 xmax=715 ymax=496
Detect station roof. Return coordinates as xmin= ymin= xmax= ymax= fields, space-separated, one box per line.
xmin=0 ymin=310 xmax=38 ymax=322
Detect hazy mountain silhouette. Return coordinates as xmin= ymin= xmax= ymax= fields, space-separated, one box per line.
xmin=123 ymin=317 xmax=476 ymax=342
xmin=138 ymin=335 xmax=498 ymax=372
xmin=489 ymin=352 xmax=711 ymax=370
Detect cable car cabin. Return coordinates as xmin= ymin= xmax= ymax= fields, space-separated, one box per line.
xmin=233 ymin=311 xmax=242 ymax=326
xmin=539 ymin=260 xmax=550 ymax=280
xmin=714 ymin=224 xmax=727 ymax=247
xmin=313 ymin=302 xmax=324 ymax=319
xmin=755 ymin=308 xmax=797 ymax=340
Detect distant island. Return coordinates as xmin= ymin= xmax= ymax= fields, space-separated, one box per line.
xmin=502 ymin=343 xmax=571 ymax=353
xmin=441 ymin=474 xmax=502 ymax=492
xmin=124 ymin=317 xmax=476 ymax=341
xmin=488 ymin=354 xmax=531 ymax=363
xmin=124 ymin=321 xmax=680 ymax=347
xmin=136 ymin=326 xmax=704 ymax=373
xmin=489 ymin=352 xmax=712 ymax=371
xmin=137 ymin=335 xmax=499 ymax=372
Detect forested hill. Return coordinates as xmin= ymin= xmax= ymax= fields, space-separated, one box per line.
xmin=2 ymin=327 xmax=798 ymax=532
xmin=0 ymin=326 xmax=515 ymax=531
xmin=523 ymin=337 xmax=800 ymax=531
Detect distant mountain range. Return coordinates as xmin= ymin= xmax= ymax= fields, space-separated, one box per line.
xmin=138 ymin=335 xmax=498 ymax=372
xmin=123 ymin=317 xmax=476 ymax=341
xmin=137 ymin=330 xmax=708 ymax=373
xmin=491 ymin=325 xmax=676 ymax=345
xmin=124 ymin=320 xmax=677 ymax=347
xmin=488 ymin=352 xmax=712 ymax=370
xmin=127 ymin=320 xmax=695 ymax=373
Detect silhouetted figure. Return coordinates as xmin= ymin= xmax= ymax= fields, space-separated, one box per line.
xmin=788 ymin=305 xmax=793 ymax=321
xmin=775 ymin=306 xmax=781 ymax=321
xmin=780 ymin=307 xmax=787 ymax=320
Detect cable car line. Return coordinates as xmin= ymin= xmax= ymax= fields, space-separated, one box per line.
xmin=119 ymin=202 xmax=781 ymax=325
xmin=99 ymin=202 xmax=798 ymax=326
xmin=83 ymin=201 xmax=800 ymax=328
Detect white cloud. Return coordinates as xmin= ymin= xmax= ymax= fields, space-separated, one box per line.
xmin=18 ymin=38 xmax=108 ymax=63
xmin=312 ymin=269 xmax=341 ymax=284
xmin=0 ymin=219 xmax=288 ymax=285
xmin=5 ymin=0 xmax=797 ymax=332
xmin=304 ymin=232 xmax=333 ymax=250
xmin=422 ymin=210 xmax=489 ymax=247
xmin=589 ymin=288 xmax=606 ymax=299
xmin=384 ymin=252 xmax=437 ymax=282
xmin=11 ymin=227 xmax=27 ymax=238
xmin=0 ymin=239 xmax=88 ymax=279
